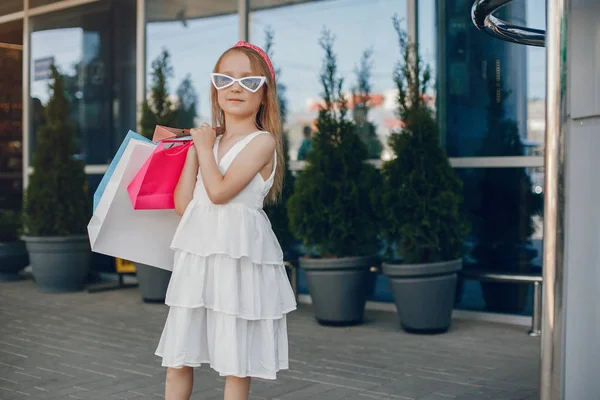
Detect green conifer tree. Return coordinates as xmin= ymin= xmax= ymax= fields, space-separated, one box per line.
xmin=287 ymin=29 xmax=380 ymax=257
xmin=23 ymin=65 xmax=90 ymax=236
xmin=380 ymin=16 xmax=468 ymax=263
xmin=140 ymin=49 xmax=178 ymax=139
xmin=176 ymin=75 xmax=198 ymax=129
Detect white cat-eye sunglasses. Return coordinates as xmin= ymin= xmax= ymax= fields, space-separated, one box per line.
xmin=210 ymin=73 xmax=267 ymax=93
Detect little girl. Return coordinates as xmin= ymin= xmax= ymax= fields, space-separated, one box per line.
xmin=155 ymin=42 xmax=297 ymax=400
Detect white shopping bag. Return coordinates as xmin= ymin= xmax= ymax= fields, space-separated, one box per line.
xmin=87 ymin=139 xmax=181 ymax=271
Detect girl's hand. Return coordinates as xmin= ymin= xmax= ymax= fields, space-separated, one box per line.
xmin=190 ymin=123 xmax=217 ymax=150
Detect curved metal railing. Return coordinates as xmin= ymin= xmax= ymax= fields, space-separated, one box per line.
xmin=471 ymin=0 xmax=546 ymax=47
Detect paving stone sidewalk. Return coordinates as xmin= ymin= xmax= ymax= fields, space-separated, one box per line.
xmin=0 ymin=280 xmax=539 ymax=400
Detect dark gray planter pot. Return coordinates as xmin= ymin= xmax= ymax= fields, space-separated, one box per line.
xmin=0 ymin=241 xmax=29 ymax=281
xmin=23 ymin=235 xmax=90 ymax=292
xmin=382 ymin=259 xmax=462 ymax=334
xmin=299 ymin=255 xmax=376 ymax=326
xmin=134 ymin=263 xmax=172 ymax=303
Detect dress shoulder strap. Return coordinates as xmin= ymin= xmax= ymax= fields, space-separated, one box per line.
xmin=241 ymin=130 xmax=267 ymax=145
xmin=236 ymin=132 xmax=277 ymax=183
xmin=266 ymin=149 xmax=277 ymax=182
xmin=220 ymin=131 xmax=268 ymax=168
xmin=230 ymin=131 xmax=267 ymax=155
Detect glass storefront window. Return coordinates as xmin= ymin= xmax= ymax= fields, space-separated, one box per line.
xmin=416 ymin=2 xmax=547 ymax=315
xmin=418 ymin=0 xmax=436 ymax=97
xmin=145 ymin=0 xmax=238 ymax=130
xmin=456 ymin=166 xmax=544 ymax=315
xmin=29 ymin=0 xmax=137 ymax=166
xmin=432 ymin=0 xmax=546 ymax=158
xmin=30 ymin=0 xmax=63 ymax=9
xmin=250 ymin=0 xmax=407 ymax=161
xmin=0 ymin=0 xmax=23 ymax=16
xmin=0 ymin=20 xmax=24 ymax=210
xmin=525 ymin=0 xmax=546 ymax=157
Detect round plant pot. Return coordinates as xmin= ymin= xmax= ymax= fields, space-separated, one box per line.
xmin=0 ymin=240 xmax=29 ymax=281
xmin=299 ymin=255 xmax=376 ymax=326
xmin=134 ymin=262 xmax=172 ymax=303
xmin=23 ymin=235 xmax=90 ymax=292
xmin=382 ymin=259 xmax=462 ymax=334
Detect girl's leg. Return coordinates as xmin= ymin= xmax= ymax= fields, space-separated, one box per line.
xmin=165 ymin=366 xmax=193 ymax=400
xmin=223 ymin=376 xmax=251 ymax=400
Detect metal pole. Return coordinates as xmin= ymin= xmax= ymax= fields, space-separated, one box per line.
xmin=238 ymin=0 xmax=249 ymax=42
xmin=22 ymin=0 xmax=30 ymax=190
xmin=136 ymin=0 xmax=146 ymax=132
xmin=541 ymin=0 xmax=568 ymax=398
xmin=529 ymin=281 xmax=542 ymax=337
xmin=407 ymin=0 xmax=418 ymax=46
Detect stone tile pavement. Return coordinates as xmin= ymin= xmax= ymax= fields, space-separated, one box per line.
xmin=0 ymin=279 xmax=539 ymax=400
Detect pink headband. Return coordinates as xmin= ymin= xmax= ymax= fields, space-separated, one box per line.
xmin=233 ymin=41 xmax=275 ymax=81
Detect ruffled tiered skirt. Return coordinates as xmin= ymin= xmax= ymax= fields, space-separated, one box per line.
xmin=155 ymin=201 xmax=296 ymax=380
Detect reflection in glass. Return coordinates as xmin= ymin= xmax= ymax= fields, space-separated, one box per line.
xmin=0 ymin=0 xmax=23 ymax=16
xmin=30 ymin=0 xmax=63 ymax=9
xmin=525 ymin=0 xmax=546 ymax=156
xmin=418 ymin=0 xmax=436 ymax=96
xmin=145 ymin=2 xmax=238 ymax=130
xmin=352 ymin=49 xmax=383 ymax=159
xmin=30 ymin=0 xmax=137 ymax=166
xmin=146 ymin=0 xmax=237 ymax=23
xmin=250 ymin=0 xmax=407 ymax=160
xmin=0 ymin=22 xmax=23 ymax=210
xmin=456 ymin=167 xmax=544 ymax=314
xmin=434 ymin=0 xmax=546 ymax=157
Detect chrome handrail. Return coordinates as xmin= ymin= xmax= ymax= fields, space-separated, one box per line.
xmin=471 ymin=0 xmax=546 ymax=47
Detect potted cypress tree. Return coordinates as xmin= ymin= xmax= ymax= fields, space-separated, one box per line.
xmin=0 ymin=209 xmax=29 ymax=281
xmin=136 ymin=49 xmax=179 ymax=302
xmin=287 ymin=29 xmax=381 ymax=326
xmin=380 ymin=17 xmax=469 ymax=333
xmin=22 ymin=65 xmax=91 ymax=292
xmin=263 ymin=27 xmax=297 ymax=260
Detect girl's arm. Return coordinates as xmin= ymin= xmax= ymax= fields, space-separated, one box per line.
xmin=173 ymin=146 xmax=199 ymax=216
xmin=196 ymin=134 xmax=275 ymax=205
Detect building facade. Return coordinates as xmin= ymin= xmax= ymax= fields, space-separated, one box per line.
xmin=0 ymin=0 xmax=546 ymax=315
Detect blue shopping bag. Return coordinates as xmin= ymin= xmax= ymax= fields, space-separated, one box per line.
xmin=93 ymin=130 xmax=153 ymax=212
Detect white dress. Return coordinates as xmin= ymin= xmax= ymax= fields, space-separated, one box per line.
xmin=155 ymin=131 xmax=297 ymax=380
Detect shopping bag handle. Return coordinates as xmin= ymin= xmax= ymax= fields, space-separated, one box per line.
xmin=161 ymin=139 xmax=191 ymax=144
xmin=175 ymin=128 xmax=191 ymax=137
xmin=160 ymin=140 xmax=194 ymax=155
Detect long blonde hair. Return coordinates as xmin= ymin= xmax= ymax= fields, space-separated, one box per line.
xmin=211 ymin=47 xmax=284 ymax=204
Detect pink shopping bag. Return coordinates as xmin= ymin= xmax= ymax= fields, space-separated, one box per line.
xmin=127 ymin=139 xmax=194 ymax=210
xmin=152 ymin=125 xmax=191 ymax=142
